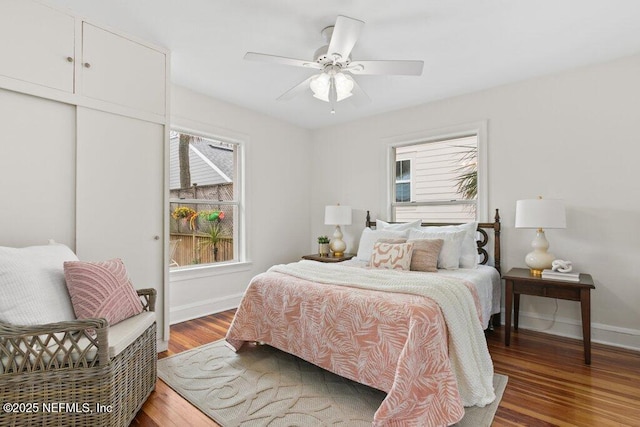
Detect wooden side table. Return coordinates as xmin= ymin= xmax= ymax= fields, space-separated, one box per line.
xmin=503 ymin=267 xmax=596 ymax=364
xmin=302 ymin=253 xmax=355 ymax=263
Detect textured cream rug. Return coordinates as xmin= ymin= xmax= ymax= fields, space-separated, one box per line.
xmin=158 ymin=340 xmax=507 ymax=426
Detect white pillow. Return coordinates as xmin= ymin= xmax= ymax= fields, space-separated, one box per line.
xmin=0 ymin=242 xmax=78 ymax=325
xmin=408 ymin=228 xmax=466 ymax=270
xmin=421 ymin=222 xmax=479 ymax=268
xmin=355 ymin=228 xmax=410 ymax=262
xmin=375 ymin=219 xmax=422 ymax=231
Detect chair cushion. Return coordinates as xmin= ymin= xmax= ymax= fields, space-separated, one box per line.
xmin=63 ymin=259 xmax=143 ymax=327
xmin=105 ymin=311 xmax=156 ymax=358
xmin=0 ymin=242 xmax=77 ymax=325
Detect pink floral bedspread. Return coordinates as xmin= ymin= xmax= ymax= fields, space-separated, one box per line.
xmin=226 ymin=270 xmax=481 ymax=426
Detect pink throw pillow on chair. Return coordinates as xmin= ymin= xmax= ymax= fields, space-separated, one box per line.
xmin=63 ymin=258 xmax=143 ymax=326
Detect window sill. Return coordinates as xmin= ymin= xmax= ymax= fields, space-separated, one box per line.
xmin=169 ymin=261 xmax=253 ymax=282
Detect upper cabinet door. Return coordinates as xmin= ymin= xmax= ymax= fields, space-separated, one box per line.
xmin=0 ymin=0 xmax=75 ymax=92
xmin=81 ymin=23 xmax=166 ymax=116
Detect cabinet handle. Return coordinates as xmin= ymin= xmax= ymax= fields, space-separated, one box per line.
xmin=66 ymin=56 xmax=73 ymax=63
xmin=154 ymin=235 xmax=160 ymax=240
xmin=83 ymin=62 xmax=91 ymax=68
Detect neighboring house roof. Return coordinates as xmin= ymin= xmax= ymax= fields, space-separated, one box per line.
xmin=169 ymin=136 xmax=233 ymax=190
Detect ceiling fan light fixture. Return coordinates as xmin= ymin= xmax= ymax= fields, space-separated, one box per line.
xmin=310 ymin=73 xmax=331 ymax=101
xmin=334 ymin=72 xmax=354 ymax=102
xmin=310 ymin=71 xmax=354 ymax=103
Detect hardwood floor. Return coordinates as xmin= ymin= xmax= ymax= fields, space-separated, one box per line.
xmin=133 ymin=310 xmax=640 ymax=426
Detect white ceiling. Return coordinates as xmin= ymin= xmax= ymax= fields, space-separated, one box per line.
xmin=47 ymin=0 xmax=640 ymax=129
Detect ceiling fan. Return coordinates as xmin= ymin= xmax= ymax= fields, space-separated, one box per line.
xmin=244 ymin=15 xmax=424 ymax=113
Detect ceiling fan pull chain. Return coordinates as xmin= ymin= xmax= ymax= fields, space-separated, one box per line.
xmin=329 ymin=76 xmax=337 ymax=114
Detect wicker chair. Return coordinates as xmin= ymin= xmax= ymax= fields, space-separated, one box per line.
xmin=0 ymin=289 xmax=157 ymax=427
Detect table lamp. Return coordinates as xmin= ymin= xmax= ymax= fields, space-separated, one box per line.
xmin=324 ymin=205 xmax=352 ymax=257
xmin=515 ymin=197 xmax=566 ymax=276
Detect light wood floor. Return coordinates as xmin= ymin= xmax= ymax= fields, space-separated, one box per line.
xmin=133 ymin=310 xmax=640 ymax=426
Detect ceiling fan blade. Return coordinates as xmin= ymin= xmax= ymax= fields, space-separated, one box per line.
xmin=244 ymin=52 xmax=322 ymax=69
xmin=349 ymin=78 xmax=371 ymax=107
xmin=327 ymin=16 xmax=364 ymax=61
xmin=347 ymin=60 xmax=424 ymax=76
xmin=276 ymin=75 xmax=315 ymax=101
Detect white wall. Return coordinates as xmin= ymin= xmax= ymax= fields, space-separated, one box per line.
xmin=310 ymin=54 xmax=640 ymax=351
xmin=168 ymin=85 xmax=312 ymax=323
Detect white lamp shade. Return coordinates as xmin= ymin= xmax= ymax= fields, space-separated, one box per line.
xmin=325 ymin=205 xmax=352 ymax=225
xmin=515 ymin=199 xmax=566 ymax=229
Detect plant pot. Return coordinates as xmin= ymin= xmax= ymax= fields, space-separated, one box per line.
xmin=318 ymin=243 xmax=330 ymax=257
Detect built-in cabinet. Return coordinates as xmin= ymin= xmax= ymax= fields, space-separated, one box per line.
xmin=81 ymin=23 xmax=166 ymax=115
xmin=0 ymin=0 xmax=75 ymax=92
xmin=0 ymin=0 xmax=169 ymax=345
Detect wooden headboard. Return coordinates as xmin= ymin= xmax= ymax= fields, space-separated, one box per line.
xmin=365 ymin=208 xmax=502 ymax=274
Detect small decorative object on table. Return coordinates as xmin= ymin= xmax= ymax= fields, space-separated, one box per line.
xmin=542 ymin=259 xmax=579 ymax=282
xmin=551 ymin=259 xmax=573 ymax=272
xmin=317 ymin=236 xmax=330 ymax=256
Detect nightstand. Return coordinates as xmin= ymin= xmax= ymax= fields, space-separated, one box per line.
xmin=302 ymin=253 xmax=355 ymax=263
xmin=503 ymin=267 xmax=596 ymax=364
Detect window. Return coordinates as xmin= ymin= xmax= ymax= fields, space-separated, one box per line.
xmin=169 ymin=130 xmax=242 ymax=268
xmin=390 ymin=123 xmax=486 ymax=223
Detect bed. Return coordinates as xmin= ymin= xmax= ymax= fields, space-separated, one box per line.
xmin=226 ymin=210 xmax=502 ymax=426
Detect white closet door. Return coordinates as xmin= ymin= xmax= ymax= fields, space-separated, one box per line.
xmin=0 ymin=0 xmax=75 ymax=92
xmin=81 ymin=23 xmax=166 ymax=115
xmin=76 ymin=107 xmax=164 ymax=328
xmin=0 ymin=89 xmax=76 ymax=247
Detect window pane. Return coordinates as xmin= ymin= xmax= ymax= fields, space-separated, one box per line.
xmin=169 ymin=130 xmax=239 ymax=268
xmin=395 ymin=136 xmax=476 ymax=203
xmin=396 ymin=183 xmax=410 ymax=202
xmin=395 ymin=204 xmax=476 ymax=223
xmin=393 ymin=134 xmax=478 ymax=222
xmin=400 ymin=160 xmax=410 ymax=180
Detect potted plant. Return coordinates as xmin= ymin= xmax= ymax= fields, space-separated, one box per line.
xmin=317 ymin=235 xmax=330 ymax=257
xmin=199 ymin=210 xmax=226 ymax=262
xmin=172 ymin=206 xmax=198 ymax=231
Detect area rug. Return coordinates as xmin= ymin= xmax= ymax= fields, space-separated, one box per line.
xmin=158 ymin=340 xmax=507 ymax=426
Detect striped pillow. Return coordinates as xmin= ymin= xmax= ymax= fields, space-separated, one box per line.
xmin=370 ymin=242 xmax=414 ymax=270
xmin=63 ymin=258 xmax=143 ymax=326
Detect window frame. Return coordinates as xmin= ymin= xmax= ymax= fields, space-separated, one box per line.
xmin=386 ymin=121 xmax=488 ymax=222
xmin=168 ymin=126 xmax=246 ymax=271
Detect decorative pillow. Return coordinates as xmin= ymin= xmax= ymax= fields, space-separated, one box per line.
xmin=375 ymin=219 xmax=422 ymax=231
xmin=421 ymin=222 xmax=478 ymax=268
xmin=355 ymin=228 xmax=410 ymax=262
xmin=370 ymin=242 xmax=414 ymax=270
xmin=0 ymin=242 xmax=77 ymax=325
xmin=408 ymin=228 xmax=466 ymax=270
xmin=407 ymin=238 xmax=444 ymax=272
xmin=63 ymin=258 xmax=143 ymax=326
xmin=376 ymin=238 xmax=407 ymax=244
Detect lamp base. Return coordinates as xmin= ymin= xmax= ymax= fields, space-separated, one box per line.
xmin=524 ymin=229 xmax=555 ymax=275
xmin=329 ymin=225 xmax=347 ymax=258
xmin=529 ymin=268 xmax=543 ymax=277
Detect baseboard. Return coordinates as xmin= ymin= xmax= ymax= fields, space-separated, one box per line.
xmin=170 ymin=293 xmax=244 ymax=325
xmin=157 ymin=339 xmax=169 ymax=352
xmin=503 ymin=309 xmax=640 ymax=352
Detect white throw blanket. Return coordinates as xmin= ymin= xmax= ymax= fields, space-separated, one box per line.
xmin=269 ymin=260 xmax=496 ymax=407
